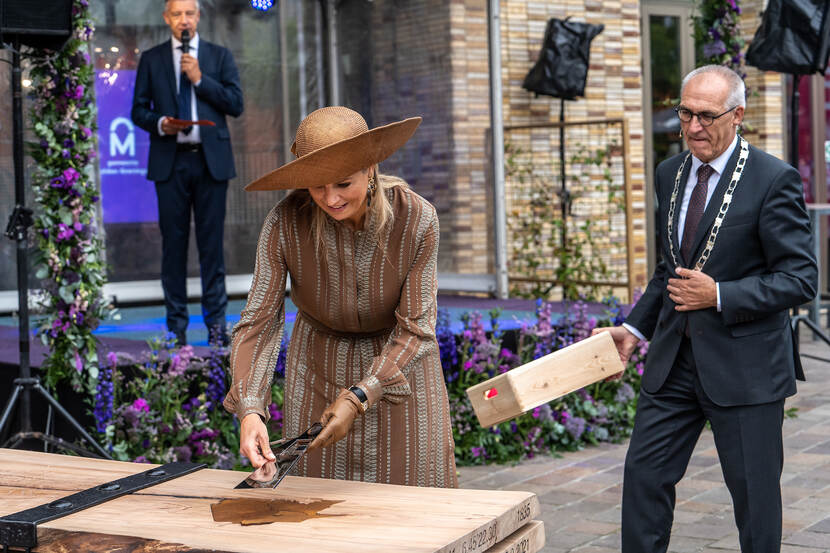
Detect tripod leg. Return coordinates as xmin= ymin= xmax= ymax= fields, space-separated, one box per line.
xmin=0 ymin=384 xmax=22 ymax=435
xmin=34 ymin=383 xmax=111 ymax=459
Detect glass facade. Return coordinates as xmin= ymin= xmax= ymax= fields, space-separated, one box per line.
xmin=90 ymin=0 xmax=325 ymax=283
xmin=0 ymin=0 xmax=457 ymax=295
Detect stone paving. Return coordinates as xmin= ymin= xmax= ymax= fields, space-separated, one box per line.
xmin=457 ymin=338 xmax=830 ymax=553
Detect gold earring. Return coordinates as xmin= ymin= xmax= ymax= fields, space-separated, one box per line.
xmin=679 ymin=129 xmax=683 ymax=139
xmin=367 ymin=175 xmax=376 ymax=207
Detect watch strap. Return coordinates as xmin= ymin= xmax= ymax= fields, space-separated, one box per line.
xmin=348 ymin=385 xmax=369 ymax=413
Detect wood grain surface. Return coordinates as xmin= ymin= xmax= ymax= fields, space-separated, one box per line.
xmin=467 ymin=332 xmax=625 ymax=427
xmin=1 ymin=449 xmax=543 ymax=553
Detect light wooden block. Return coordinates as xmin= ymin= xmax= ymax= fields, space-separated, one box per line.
xmin=466 ymin=332 xmax=625 ymax=428
xmin=484 ymin=520 xmax=545 ymax=553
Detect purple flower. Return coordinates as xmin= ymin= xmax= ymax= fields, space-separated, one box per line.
xmin=132 ymin=398 xmax=150 ymax=412
xmin=63 ymin=138 xmax=75 ymax=149
xmin=471 ymin=446 xmax=486 ymax=458
xmin=56 ymin=224 xmax=75 ymax=241
xmin=168 ymin=344 xmax=194 ymax=376
xmin=268 ymin=403 xmax=283 ymax=423
xmin=133 ymin=456 xmax=149 ymax=463
xmin=437 ymin=308 xmax=458 ymax=373
xmin=61 ymin=149 xmax=70 ymax=159
xmin=94 ymin=354 xmax=114 ymax=436
xmin=50 ymin=176 xmax=66 ymax=189
xmin=703 ymin=40 xmax=727 ymax=58
xmin=63 ymin=167 xmax=80 ymax=185
xmin=274 ymin=333 xmax=287 ymax=377
xmin=74 ymin=350 xmax=83 ymax=373
xmin=81 ymin=127 xmax=92 ymax=139
xmin=614 ymin=382 xmax=635 ymax=403
xmin=206 ymin=341 xmax=228 ymax=410
xmin=173 ymin=446 xmax=192 ymax=462
xmin=564 ymin=416 xmax=587 ymax=440
xmin=182 ymin=397 xmax=201 ymax=412
xmin=534 ymin=404 xmax=553 ymax=422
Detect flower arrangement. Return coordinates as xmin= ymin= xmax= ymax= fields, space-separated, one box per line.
xmin=28 ymin=0 xmax=110 ymax=393
xmin=446 ymin=299 xmax=645 ymax=465
xmin=694 ymin=0 xmax=746 ymax=78
xmin=95 ymin=334 xmax=288 ymax=468
xmin=90 ymin=302 xmax=644 ymax=468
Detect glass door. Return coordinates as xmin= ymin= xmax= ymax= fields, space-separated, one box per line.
xmin=640 ymin=1 xmax=696 ymax=272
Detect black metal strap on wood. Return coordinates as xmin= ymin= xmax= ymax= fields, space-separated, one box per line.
xmin=0 ymin=461 xmax=205 ymax=552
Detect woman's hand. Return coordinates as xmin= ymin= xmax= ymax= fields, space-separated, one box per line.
xmin=308 ymin=389 xmax=362 ymax=451
xmin=239 ymin=413 xmax=276 ymax=468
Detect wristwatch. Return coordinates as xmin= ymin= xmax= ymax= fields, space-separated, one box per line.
xmin=348 ymin=385 xmax=369 ymax=414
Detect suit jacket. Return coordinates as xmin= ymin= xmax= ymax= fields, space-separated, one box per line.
xmin=131 ymin=38 xmax=243 ymax=182
xmin=626 ymin=141 xmax=817 ymax=407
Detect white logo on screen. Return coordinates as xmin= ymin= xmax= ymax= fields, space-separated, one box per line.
xmin=109 ymin=117 xmax=135 ymax=157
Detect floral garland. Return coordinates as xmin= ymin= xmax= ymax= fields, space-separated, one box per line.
xmin=28 ymin=0 xmax=109 ymax=392
xmin=694 ymin=0 xmax=746 ymax=78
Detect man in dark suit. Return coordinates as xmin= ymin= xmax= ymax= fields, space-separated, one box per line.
xmin=131 ymin=0 xmax=243 ymax=345
xmin=595 ymin=65 xmax=817 ymax=552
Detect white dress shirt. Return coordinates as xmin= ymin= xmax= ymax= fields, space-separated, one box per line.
xmin=156 ymin=33 xmax=202 ymax=144
xmin=624 ymin=134 xmax=739 ymax=340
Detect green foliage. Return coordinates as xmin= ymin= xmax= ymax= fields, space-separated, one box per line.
xmin=693 ymin=0 xmax=745 ymax=77
xmin=97 ymin=335 xmax=287 ymax=469
xmin=443 ymin=300 xmax=646 ymax=466
xmin=88 ymin=301 xmax=647 ymax=470
xmin=28 ymin=0 xmax=110 ymax=394
xmin=507 ymin=141 xmax=624 ymax=301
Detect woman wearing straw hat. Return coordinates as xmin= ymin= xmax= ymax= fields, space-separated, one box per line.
xmin=223 ymin=106 xmax=458 ymax=487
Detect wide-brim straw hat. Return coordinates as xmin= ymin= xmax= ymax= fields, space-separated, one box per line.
xmin=245 ymin=106 xmax=422 ymax=191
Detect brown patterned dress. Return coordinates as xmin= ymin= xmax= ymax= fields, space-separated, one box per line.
xmin=223 ymin=185 xmax=458 ymax=487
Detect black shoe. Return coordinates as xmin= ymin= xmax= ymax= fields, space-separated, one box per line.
xmin=174 ymin=330 xmax=187 ymax=347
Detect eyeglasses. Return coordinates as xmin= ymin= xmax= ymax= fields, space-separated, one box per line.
xmin=674 ymin=106 xmax=737 ymax=127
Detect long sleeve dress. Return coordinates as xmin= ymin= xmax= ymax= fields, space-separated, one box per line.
xmin=223 ymin=185 xmax=458 ymax=488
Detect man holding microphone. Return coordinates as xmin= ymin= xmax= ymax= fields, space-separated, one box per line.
xmin=131 ymin=0 xmax=243 ymax=346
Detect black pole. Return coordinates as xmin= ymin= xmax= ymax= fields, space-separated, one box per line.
xmin=11 ymin=37 xmax=32 ymax=435
xmin=559 ymin=98 xmax=567 ymax=299
xmin=790 ymin=74 xmax=800 ymax=169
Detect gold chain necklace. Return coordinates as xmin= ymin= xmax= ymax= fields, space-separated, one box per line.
xmin=666 ymin=137 xmax=749 ymax=271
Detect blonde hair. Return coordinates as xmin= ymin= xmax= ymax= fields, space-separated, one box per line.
xmin=289 ymin=166 xmax=409 ymax=255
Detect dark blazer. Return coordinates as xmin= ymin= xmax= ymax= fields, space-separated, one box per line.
xmin=131 ymin=38 xmax=243 ymax=182
xmin=626 ymin=142 xmax=817 ymax=407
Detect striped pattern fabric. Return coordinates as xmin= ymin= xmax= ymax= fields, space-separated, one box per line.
xmin=224 ymin=185 xmax=458 ymax=487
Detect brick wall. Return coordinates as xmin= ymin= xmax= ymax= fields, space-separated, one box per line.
xmin=740 ymin=0 xmax=786 ymax=159
xmin=496 ymin=0 xmax=649 ymax=293
xmin=358 ymin=0 xmax=785 ymax=293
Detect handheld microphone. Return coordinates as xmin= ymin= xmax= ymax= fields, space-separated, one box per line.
xmin=180 ymin=29 xmax=191 ymax=54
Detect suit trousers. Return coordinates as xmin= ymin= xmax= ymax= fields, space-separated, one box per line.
xmin=155 ymin=148 xmax=228 ymax=339
xmin=622 ymin=338 xmax=784 ymax=553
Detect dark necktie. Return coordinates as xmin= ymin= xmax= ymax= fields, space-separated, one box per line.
xmin=177 ymin=46 xmax=193 ymax=135
xmin=680 ymin=164 xmax=714 ymax=265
